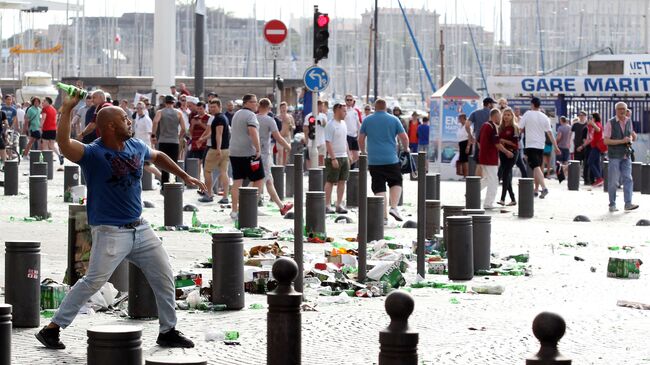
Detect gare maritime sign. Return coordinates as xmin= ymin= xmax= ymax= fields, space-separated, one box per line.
xmin=487 ymin=76 xmax=650 ymax=96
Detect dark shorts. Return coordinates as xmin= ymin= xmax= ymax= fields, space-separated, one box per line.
xmin=458 ymin=140 xmax=471 ymax=163
xmin=347 ymin=135 xmax=359 ymax=151
xmin=187 ymin=149 xmax=206 ymax=160
xmin=41 ymin=130 xmax=56 ymax=140
xmin=369 ymin=163 xmax=402 ymax=193
xmin=557 ymin=147 xmax=570 ymax=163
xmin=30 ymin=130 xmax=41 ymax=139
xmin=525 ymin=148 xmax=544 ymax=169
xmin=325 ymin=157 xmax=350 ymax=183
xmin=473 ymin=142 xmax=480 ymax=162
xmin=230 ymin=156 xmax=265 ymax=182
xmin=0 ymin=136 xmax=5 ymax=149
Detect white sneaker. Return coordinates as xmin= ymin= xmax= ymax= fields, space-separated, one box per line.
xmin=609 ymin=206 xmax=619 ymax=212
xmin=230 ymin=211 xmax=238 ymax=220
xmin=389 ymin=207 xmax=403 ymax=221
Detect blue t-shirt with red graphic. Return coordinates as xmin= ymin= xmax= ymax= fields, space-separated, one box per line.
xmin=78 ymin=138 xmax=150 ymax=226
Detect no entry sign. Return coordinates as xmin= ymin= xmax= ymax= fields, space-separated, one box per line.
xmin=264 ymin=19 xmax=288 ymax=45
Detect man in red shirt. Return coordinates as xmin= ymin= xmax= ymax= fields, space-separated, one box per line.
xmin=40 ymin=97 xmax=65 ymax=165
xmin=479 ymin=108 xmax=513 ymax=209
xmin=188 ymin=101 xmax=209 ymax=178
xmin=407 ymin=112 xmax=420 ymax=153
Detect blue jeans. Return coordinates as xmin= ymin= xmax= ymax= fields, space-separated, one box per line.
xmin=607 ymin=158 xmax=633 ymax=207
xmin=587 ymin=148 xmax=602 ymax=180
xmin=52 ymin=222 xmax=177 ymax=332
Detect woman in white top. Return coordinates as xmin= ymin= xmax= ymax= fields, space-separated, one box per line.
xmin=456 ymin=113 xmax=473 ymax=177
xmin=133 ymin=101 xmax=162 ymax=179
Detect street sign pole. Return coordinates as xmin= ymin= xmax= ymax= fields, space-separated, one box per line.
xmin=264 ymin=20 xmax=288 ymax=115
xmin=272 ymin=58 xmax=277 ymax=113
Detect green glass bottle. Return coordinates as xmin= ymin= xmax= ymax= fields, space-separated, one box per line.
xmin=56 ymin=82 xmax=88 ymax=99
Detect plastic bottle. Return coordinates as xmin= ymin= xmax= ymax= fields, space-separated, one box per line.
xmin=56 ymin=82 xmax=88 ymax=99
xmin=39 ymin=152 xmax=44 ymax=163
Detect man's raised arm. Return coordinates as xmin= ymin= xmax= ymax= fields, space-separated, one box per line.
xmin=56 ymin=96 xmax=85 ymax=162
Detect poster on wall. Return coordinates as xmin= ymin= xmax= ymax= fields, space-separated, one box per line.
xmin=430 ymin=99 xmax=479 ymax=163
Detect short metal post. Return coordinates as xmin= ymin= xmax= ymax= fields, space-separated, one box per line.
xmin=238 ymin=187 xmax=258 ymax=229
xmin=28 ymin=150 xmax=41 ymax=175
xmin=642 ymin=164 xmax=650 ymax=195
xmin=285 ymin=164 xmax=294 ymax=198
xmin=446 ymin=216 xmax=474 ymax=280
xmin=108 ymin=260 xmax=129 ymax=293
xmin=416 ymin=152 xmax=426 ymax=278
xmin=305 ymin=191 xmax=326 ymax=239
xmin=378 ymin=291 xmax=418 ymax=365
xmin=442 ymin=205 xmax=465 ymax=244
xmin=29 ymin=175 xmax=48 ymax=218
xmin=163 ymin=182 xmax=184 ymax=227
xmin=87 ymin=325 xmax=142 ymax=365
xmin=272 ymin=165 xmax=285 ymax=200
xmin=185 ymin=158 xmax=200 ymax=189
xmin=141 ymin=169 xmax=154 ymax=191
xmin=267 ymin=258 xmax=302 ymax=365
xmin=0 ymin=304 xmax=11 ymax=364
xmin=526 ymin=312 xmax=572 ymax=364
xmin=367 ymin=196 xmax=385 ymax=242
xmin=425 ymin=200 xmax=441 ymax=239
xmin=465 ymin=176 xmax=481 ymax=209
xmin=128 ymin=262 xmax=157 ymax=318
xmin=308 ymin=168 xmax=323 ymax=191
xmin=4 ymin=241 xmax=41 ymax=327
xmin=19 ymin=135 xmax=27 ymax=154
xmin=346 ymin=169 xmax=359 ymax=207
xmin=64 ymin=165 xmax=80 ymax=202
xmin=632 ymin=162 xmax=643 ymax=192
xmin=470 ymin=215 xmax=491 ymax=272
xmin=175 ymin=160 xmax=184 ymax=183
xmin=145 ymin=357 xmax=207 ymax=365
xmin=212 ymin=232 xmax=245 ymax=309
xmin=4 ymin=160 xmax=19 ymax=195
xmin=425 ymin=173 xmax=436 ymax=200
xmin=518 ymin=178 xmax=534 ymax=218
xmin=462 ymin=208 xmax=485 ymax=216
xmin=293 ymin=154 xmax=304 ymax=293
xmin=567 ymin=160 xmax=580 ymax=191
xmin=31 ymin=162 xmax=47 ymax=176
xmin=358 ymin=155 xmax=368 ymax=282
xmin=41 ymin=150 xmax=54 ymax=180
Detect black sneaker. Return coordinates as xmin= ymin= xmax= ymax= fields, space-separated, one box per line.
xmin=156 ymin=328 xmax=194 ymax=348
xmin=326 ymin=207 xmax=336 ymax=214
xmin=35 ymin=326 xmax=66 ymax=350
xmin=335 ymin=206 xmax=348 ymax=214
xmin=59 ymin=155 xmax=64 ymax=165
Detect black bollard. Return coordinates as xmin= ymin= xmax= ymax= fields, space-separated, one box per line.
xmin=446 ymin=216 xmax=474 ymax=280
xmin=442 ymin=205 xmax=465 ymax=244
xmin=163 ymin=182 xmax=183 ymax=227
xmin=29 ymin=175 xmax=48 ymax=218
xmin=378 ymin=291 xmax=418 ymax=365
xmin=64 ymin=165 xmax=80 ymax=202
xmin=0 ymin=304 xmax=10 ymax=364
xmin=305 ymin=191 xmax=326 ymax=238
xmin=146 ymin=357 xmax=207 ymax=365
xmin=108 ymin=260 xmax=129 ymax=293
xmin=285 ymin=164 xmax=294 ymax=197
xmin=462 ymin=208 xmax=485 ymax=215
xmin=267 ymin=258 xmax=302 ymax=365
xmin=416 ymin=152 xmax=426 ymax=278
xmin=175 ymin=160 xmax=184 ymax=183
xmin=293 ymin=154 xmax=304 ymax=292
xmin=358 ymin=155 xmax=368 ymax=282
xmin=28 ymin=150 xmax=41 ymax=174
xmin=602 ymin=160 xmax=609 ymax=193
xmin=141 ymin=169 xmax=154 ymax=191
xmin=308 ymin=168 xmax=323 ymax=191
xmin=367 ymin=196 xmax=385 ymax=242
xmin=518 ymin=178 xmax=534 ymax=218
xmin=4 ymin=160 xmax=19 ymax=195
xmin=632 ymin=162 xmax=643 ymax=192
xmin=425 ymin=173 xmax=438 ymax=200
xmin=346 ymin=169 xmax=359 ymax=207
xmin=5 ymin=241 xmax=41 ymax=327
xmin=567 ymin=160 xmax=580 ymax=191
xmin=526 ymin=312 xmax=572 ymax=364
xmin=289 ymin=141 xmax=301 ymax=164
xmin=642 ymin=164 xmax=650 ymax=195
xmin=469 ymin=157 xmax=477 ymax=176
xmin=238 ymin=187 xmax=258 ymax=229
xmin=19 ymin=134 xmax=27 ymax=154
xmin=433 ymin=173 xmax=441 ymax=200
xmin=185 ymin=158 xmax=200 ymax=189
xmin=212 ymin=232 xmax=245 ymax=309
xmin=31 ymin=161 xmax=47 ymax=176
xmin=41 ymin=150 xmax=54 ymax=180
xmin=272 ymin=165 xmax=285 ymax=200
xmin=465 ymin=176 xmax=481 ymax=209
xmin=470 ymin=215 xmax=491 ymax=272
xmin=425 ymin=200 xmax=441 ymax=239
xmin=87 ymin=325 xmax=142 ymax=365
xmin=128 ymin=262 xmax=156 ymax=319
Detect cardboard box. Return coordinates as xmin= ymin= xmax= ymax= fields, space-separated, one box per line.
xmin=427 ymin=261 xmax=448 ymax=275
xmin=607 ymin=258 xmax=641 ymax=279
xmin=41 ymin=280 xmax=68 ymax=309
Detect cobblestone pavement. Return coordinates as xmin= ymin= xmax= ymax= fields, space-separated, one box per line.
xmin=2 ymin=161 xmax=650 ymax=364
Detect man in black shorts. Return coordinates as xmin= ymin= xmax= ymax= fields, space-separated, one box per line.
xmin=228 ymin=94 xmax=264 ymax=220
xmin=358 ymin=99 xmax=409 ymax=222
xmin=344 ymin=94 xmax=362 ymax=168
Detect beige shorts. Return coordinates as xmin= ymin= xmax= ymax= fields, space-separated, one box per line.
xmin=204 ymin=149 xmax=229 ymax=174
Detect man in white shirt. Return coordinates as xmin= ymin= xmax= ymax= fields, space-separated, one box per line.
xmin=324 ymin=103 xmax=350 ymax=214
xmin=519 ymin=97 xmax=559 ymax=198
xmin=344 ymin=95 xmax=362 ymax=168
xmin=133 ymin=101 xmax=161 ymax=179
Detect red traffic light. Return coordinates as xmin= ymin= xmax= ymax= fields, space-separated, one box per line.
xmin=317 ymin=14 xmax=329 ymax=27
xmin=308 ymin=116 xmax=316 ymax=124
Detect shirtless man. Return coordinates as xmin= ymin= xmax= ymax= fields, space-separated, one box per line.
xmin=277 ymin=101 xmax=295 ymax=165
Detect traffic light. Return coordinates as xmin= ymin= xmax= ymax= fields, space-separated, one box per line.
xmin=313 ymin=10 xmax=330 ymax=63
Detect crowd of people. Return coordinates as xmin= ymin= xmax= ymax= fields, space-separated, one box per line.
xmin=462 ymin=96 xmax=639 ymax=212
